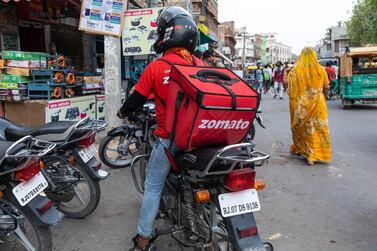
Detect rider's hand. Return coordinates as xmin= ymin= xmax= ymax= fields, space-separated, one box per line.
xmin=117 ymin=108 xmax=124 ymax=119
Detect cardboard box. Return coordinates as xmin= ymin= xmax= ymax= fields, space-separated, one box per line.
xmin=0 ymin=74 xmax=31 ymax=83
xmin=0 ymin=82 xmax=27 ymax=90
xmin=5 ymin=96 xmax=97 ymax=126
xmin=1 ymin=51 xmax=49 ymax=61
xmin=6 ymin=60 xmax=47 ymax=68
xmin=5 ymin=100 xmax=47 ymax=126
xmin=83 ymin=76 xmax=102 ymax=83
xmin=0 ymin=60 xmax=5 ymax=69
xmin=6 ymin=68 xmax=31 ymax=76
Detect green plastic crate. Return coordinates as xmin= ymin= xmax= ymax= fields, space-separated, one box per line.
xmin=1 ymin=51 xmax=49 ymax=61
xmin=0 ymin=74 xmax=31 ymax=83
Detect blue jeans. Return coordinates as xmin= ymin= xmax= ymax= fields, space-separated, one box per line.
xmin=257 ymin=81 xmax=263 ymax=94
xmin=137 ymin=138 xmax=180 ymax=238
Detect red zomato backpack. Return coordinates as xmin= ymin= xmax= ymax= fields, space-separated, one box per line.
xmin=162 ymin=54 xmax=260 ymax=151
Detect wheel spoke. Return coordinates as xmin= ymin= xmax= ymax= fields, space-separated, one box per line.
xmin=73 ymin=186 xmax=86 ymax=206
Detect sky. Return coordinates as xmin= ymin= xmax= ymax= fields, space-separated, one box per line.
xmin=218 ymin=0 xmax=355 ymax=54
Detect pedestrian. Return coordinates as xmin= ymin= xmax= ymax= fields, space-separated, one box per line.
xmin=263 ymin=64 xmax=272 ymax=93
xmin=117 ymin=7 xmax=206 ymax=251
xmin=287 ymin=47 xmax=331 ymax=166
xmin=273 ymin=61 xmax=284 ymax=99
xmin=325 ymin=61 xmax=336 ymax=99
xmin=203 ymin=50 xmax=225 ymax=67
xmin=283 ymin=61 xmax=292 ymax=92
xmin=254 ymin=62 xmax=265 ymax=94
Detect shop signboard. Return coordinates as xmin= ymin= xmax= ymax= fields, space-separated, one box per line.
xmin=122 ymin=8 xmax=162 ymax=56
xmin=46 ymin=96 xmax=96 ymax=123
xmin=79 ymin=0 xmax=127 ymax=37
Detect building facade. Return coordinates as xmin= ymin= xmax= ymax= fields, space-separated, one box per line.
xmin=316 ymin=25 xmax=350 ymax=58
xmin=234 ymin=28 xmax=255 ymax=65
xmin=218 ymin=21 xmax=236 ymax=59
xmin=265 ymin=33 xmax=292 ymax=63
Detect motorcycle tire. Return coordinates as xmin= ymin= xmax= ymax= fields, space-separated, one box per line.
xmin=249 ymin=123 xmax=256 ymax=141
xmin=0 ymin=200 xmax=53 ymax=251
xmin=57 ymin=164 xmax=101 ymax=219
xmin=98 ymin=134 xmax=142 ymax=169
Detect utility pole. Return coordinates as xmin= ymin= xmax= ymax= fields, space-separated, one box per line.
xmin=241 ymin=27 xmax=247 ymax=78
xmin=104 ymin=35 xmax=122 ymax=130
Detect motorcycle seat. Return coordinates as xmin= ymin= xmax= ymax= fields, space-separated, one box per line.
xmin=175 ymin=146 xmax=250 ymax=172
xmin=5 ymin=121 xmax=76 ymax=142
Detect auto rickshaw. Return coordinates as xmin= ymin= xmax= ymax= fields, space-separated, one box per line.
xmin=339 ymin=46 xmax=377 ymax=108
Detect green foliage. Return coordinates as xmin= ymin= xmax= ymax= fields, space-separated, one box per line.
xmin=347 ymin=0 xmax=377 ymax=45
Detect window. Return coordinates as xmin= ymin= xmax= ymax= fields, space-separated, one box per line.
xmin=327 ymin=44 xmax=331 ymax=51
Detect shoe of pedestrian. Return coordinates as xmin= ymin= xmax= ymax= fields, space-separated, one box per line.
xmin=307 ymin=160 xmax=315 ymax=166
xmin=129 ymin=235 xmax=156 ymax=251
xmin=279 ymin=97 xmax=284 ymax=100
xmin=273 ymin=95 xmax=277 ymax=99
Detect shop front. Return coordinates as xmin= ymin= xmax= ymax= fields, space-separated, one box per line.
xmin=0 ymin=0 xmax=106 ymax=125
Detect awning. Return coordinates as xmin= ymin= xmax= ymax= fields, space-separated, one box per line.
xmin=199 ymin=30 xmax=216 ymax=45
xmin=347 ymin=46 xmax=377 ymax=57
xmin=214 ymin=49 xmax=234 ymax=65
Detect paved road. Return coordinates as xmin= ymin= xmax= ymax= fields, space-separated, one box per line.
xmin=53 ymin=93 xmax=377 ymax=251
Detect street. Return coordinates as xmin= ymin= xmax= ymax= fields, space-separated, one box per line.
xmin=53 ymin=94 xmax=377 ymax=251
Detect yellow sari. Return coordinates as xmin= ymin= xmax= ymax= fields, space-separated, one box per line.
xmin=287 ymin=48 xmax=331 ymax=163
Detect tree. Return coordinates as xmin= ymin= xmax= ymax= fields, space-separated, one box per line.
xmin=347 ymin=0 xmax=377 ymax=46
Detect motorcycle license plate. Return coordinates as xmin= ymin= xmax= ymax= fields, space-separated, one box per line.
xmin=78 ymin=144 xmax=97 ymax=163
xmin=218 ymin=189 xmax=261 ymax=218
xmin=12 ymin=172 xmax=48 ymax=206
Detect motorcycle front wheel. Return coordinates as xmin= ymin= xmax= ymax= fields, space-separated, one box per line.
xmin=0 ymin=200 xmax=52 ymax=251
xmin=55 ymin=164 xmax=101 ymax=219
xmin=98 ymin=134 xmax=142 ymax=168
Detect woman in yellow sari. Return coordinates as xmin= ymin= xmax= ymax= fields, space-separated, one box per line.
xmin=287 ymin=47 xmax=331 ymax=165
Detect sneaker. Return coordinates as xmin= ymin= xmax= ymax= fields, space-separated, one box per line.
xmin=273 ymin=95 xmax=277 ymax=99
xmin=279 ymin=97 xmax=284 ymax=100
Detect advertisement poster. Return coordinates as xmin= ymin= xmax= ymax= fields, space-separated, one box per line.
xmin=79 ymin=0 xmax=127 ymax=37
xmin=46 ymin=96 xmax=96 ymax=123
xmin=95 ymin=95 xmax=106 ymax=120
xmin=122 ymin=8 xmax=162 ymax=56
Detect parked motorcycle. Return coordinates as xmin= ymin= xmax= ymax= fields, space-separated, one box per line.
xmin=0 ymin=117 xmax=109 ymax=219
xmin=98 ymin=101 xmax=157 ymax=169
xmin=0 ymin=136 xmax=64 ymax=251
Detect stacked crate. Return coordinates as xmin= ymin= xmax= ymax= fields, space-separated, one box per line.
xmin=0 ymin=51 xmax=48 ymax=102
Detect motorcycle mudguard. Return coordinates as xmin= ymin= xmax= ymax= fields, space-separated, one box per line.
xmin=107 ymin=125 xmax=129 ymax=137
xmin=223 ymin=212 xmax=266 ymax=251
xmin=4 ymin=187 xmax=64 ymax=226
xmin=73 ymin=149 xmax=108 ymax=181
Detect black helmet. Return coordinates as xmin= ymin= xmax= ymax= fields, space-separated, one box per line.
xmin=153 ymin=6 xmax=198 ymax=54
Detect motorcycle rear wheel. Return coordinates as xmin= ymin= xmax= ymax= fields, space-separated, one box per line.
xmin=0 ymin=200 xmax=52 ymax=251
xmin=56 ymin=164 xmax=101 ymax=219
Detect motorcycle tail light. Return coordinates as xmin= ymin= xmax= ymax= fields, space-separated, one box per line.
xmin=79 ymin=131 xmax=96 ymax=148
xmin=37 ymin=200 xmax=53 ymax=215
xmin=14 ymin=158 xmax=41 ymax=182
xmin=225 ymin=168 xmax=255 ymax=192
xmin=238 ymin=227 xmax=258 ymax=238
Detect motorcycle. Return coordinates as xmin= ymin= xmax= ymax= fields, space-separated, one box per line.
xmin=98 ymin=101 xmax=157 ymax=169
xmin=0 ymin=117 xmax=109 ymax=219
xmin=128 ymin=104 xmax=272 ymax=251
xmin=0 ymin=136 xmax=64 ymax=251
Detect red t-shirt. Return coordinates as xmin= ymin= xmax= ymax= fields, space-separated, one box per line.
xmin=135 ymin=52 xmax=205 ymax=139
xmin=325 ymin=66 xmax=336 ymax=82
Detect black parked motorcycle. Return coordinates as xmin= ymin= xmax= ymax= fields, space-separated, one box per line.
xmin=99 ymin=101 xmax=157 ymax=169
xmin=0 ymin=136 xmax=64 ymax=251
xmin=0 ymin=117 xmax=109 ymax=219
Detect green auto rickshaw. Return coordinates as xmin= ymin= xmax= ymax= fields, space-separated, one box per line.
xmin=339 ymin=46 xmax=377 ymax=109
